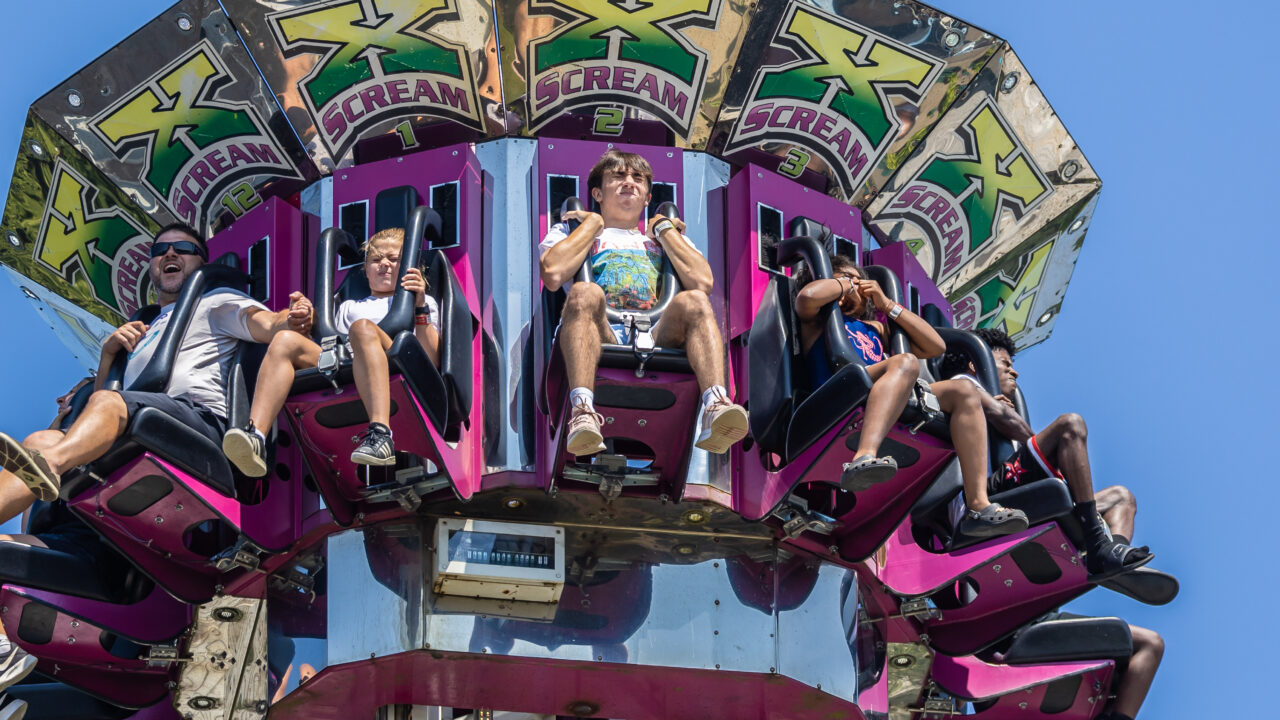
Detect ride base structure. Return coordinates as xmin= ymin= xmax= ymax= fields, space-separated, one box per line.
xmin=0 ymin=1 xmax=1175 ymax=719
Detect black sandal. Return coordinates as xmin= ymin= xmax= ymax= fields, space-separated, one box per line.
xmin=841 ymin=455 xmax=898 ymax=491
xmin=958 ymin=503 xmax=1029 ymax=538
xmin=1088 ymin=541 xmax=1154 ymax=582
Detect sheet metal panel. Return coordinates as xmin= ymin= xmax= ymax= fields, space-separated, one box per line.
xmin=710 ymin=0 xmax=1001 ymax=204
xmin=496 ymin=0 xmax=763 ymax=147
xmin=866 ymin=47 xmax=1101 ymax=348
xmin=29 ymin=0 xmax=318 ymax=236
xmin=0 ymin=111 xmax=164 ymax=326
xmin=224 ymin=0 xmax=502 ymax=171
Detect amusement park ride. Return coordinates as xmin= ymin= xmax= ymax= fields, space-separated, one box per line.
xmin=0 ymin=1 xmax=1179 ymax=719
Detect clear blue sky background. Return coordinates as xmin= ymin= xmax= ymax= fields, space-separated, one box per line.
xmin=0 ymin=2 xmax=1274 ymax=718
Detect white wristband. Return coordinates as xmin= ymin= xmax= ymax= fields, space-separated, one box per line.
xmin=653 ymin=220 xmax=675 ymax=236
xmin=888 ymin=303 xmax=904 ymax=319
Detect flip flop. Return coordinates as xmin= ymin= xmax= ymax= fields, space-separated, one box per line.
xmin=958 ymin=502 xmax=1028 ymax=538
xmin=1087 ymin=541 xmax=1154 ymax=583
xmin=841 ymin=455 xmax=898 ymax=491
xmin=0 ymin=433 xmax=60 ymax=502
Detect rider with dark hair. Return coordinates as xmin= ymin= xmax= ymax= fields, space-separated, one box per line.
xmin=539 ymin=149 xmax=748 ymax=456
xmin=0 ymin=224 xmax=311 ymax=509
xmin=792 ymin=255 xmax=1027 ymax=536
xmin=941 ymin=327 xmax=1152 ymax=579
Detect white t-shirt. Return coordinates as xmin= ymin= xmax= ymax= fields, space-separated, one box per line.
xmin=334 ymin=294 xmax=439 ymax=335
xmin=539 ymin=223 xmax=700 ymax=311
xmin=123 ymin=289 xmax=266 ymax=418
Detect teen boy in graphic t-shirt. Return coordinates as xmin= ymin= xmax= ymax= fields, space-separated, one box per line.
xmin=538 ymin=149 xmax=748 ymax=456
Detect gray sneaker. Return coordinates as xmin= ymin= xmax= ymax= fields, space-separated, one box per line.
xmin=0 ymin=637 xmax=36 ymax=693
xmin=351 ymin=423 xmax=395 ymax=466
xmin=0 ymin=695 xmax=27 ymax=720
xmin=222 ymin=426 xmax=268 ymax=478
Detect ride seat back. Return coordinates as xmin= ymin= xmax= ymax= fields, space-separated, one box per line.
xmin=746 ymin=275 xmax=795 ymax=457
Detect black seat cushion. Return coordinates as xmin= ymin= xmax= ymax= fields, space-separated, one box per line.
xmin=0 ymin=531 xmax=141 ymax=604
xmin=999 ymin=615 xmax=1132 ymax=665
xmin=785 ymin=363 xmax=872 ymax=461
xmin=5 ymin=682 xmax=134 ymax=720
xmin=598 ymin=345 xmax=691 ymax=373
xmin=62 ymin=406 xmax=236 ymax=501
xmin=911 ymin=476 xmax=1075 ymax=552
xmin=127 ymin=406 xmax=236 ymax=498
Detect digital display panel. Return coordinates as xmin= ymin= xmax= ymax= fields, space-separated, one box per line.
xmin=447 ymin=529 xmax=555 ymax=569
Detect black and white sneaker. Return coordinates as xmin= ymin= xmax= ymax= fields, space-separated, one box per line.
xmin=0 ymin=637 xmax=36 ymax=693
xmin=0 ymin=694 xmax=27 ymax=720
xmin=222 ymin=425 xmax=268 ymax=478
xmin=351 ymin=423 xmax=395 ymax=466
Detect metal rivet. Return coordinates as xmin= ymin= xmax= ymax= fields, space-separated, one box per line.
xmin=1059 ymin=160 xmax=1081 ymax=180
xmin=155 ymin=516 xmax=164 ymax=524
xmin=1004 ymin=579 xmax=1013 ymax=587
xmin=943 ymin=30 xmax=961 ymax=48
xmin=5 ymin=232 xmax=21 ymax=248
xmin=1000 ymin=72 xmax=1020 ymax=93
xmin=27 ymin=142 xmax=43 ymax=157
xmin=66 ymin=636 xmax=76 ymax=644
xmin=176 ymin=14 xmax=193 ymax=31
xmin=637 ymin=419 xmax=646 ymax=427
xmin=1069 ymin=216 xmax=1086 ymax=232
xmin=1038 ymin=310 xmax=1054 ymax=326
xmin=66 ymin=90 xmax=83 ymax=108
xmin=174 ymin=503 xmax=183 ymax=511
xmin=992 ymin=564 xmax=1001 ymax=573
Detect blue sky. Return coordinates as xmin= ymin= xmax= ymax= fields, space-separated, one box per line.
xmin=0 ymin=2 xmax=1274 ymax=718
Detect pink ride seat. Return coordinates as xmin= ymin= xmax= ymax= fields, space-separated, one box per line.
xmin=283 ymin=205 xmax=476 ymax=524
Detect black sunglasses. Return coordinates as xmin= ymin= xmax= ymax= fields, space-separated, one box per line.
xmin=149 ymin=240 xmax=206 ymax=259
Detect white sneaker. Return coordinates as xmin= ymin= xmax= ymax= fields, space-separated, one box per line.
xmin=565 ymin=400 xmax=606 ymax=456
xmin=0 ymin=637 xmax=35 ymax=693
xmin=693 ymin=398 xmax=749 ymax=454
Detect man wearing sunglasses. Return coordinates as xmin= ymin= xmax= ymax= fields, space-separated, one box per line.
xmin=0 ymin=223 xmax=312 ymax=507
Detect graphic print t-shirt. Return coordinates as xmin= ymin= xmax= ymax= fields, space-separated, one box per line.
xmin=539 ymin=223 xmax=700 ymax=310
xmin=122 ymin=289 xmax=266 ymax=418
xmin=843 ymin=318 xmax=885 ymax=365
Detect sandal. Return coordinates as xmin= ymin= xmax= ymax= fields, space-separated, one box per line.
xmin=958 ymin=502 xmax=1028 ymax=538
xmin=841 ymin=455 xmax=898 ymax=491
xmin=1087 ymin=540 xmax=1154 ymax=582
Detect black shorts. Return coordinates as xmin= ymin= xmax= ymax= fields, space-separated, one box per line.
xmin=39 ymin=521 xmax=127 ymax=573
xmin=988 ymin=436 xmax=1062 ymax=495
xmin=116 ymin=390 xmax=226 ymax=446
